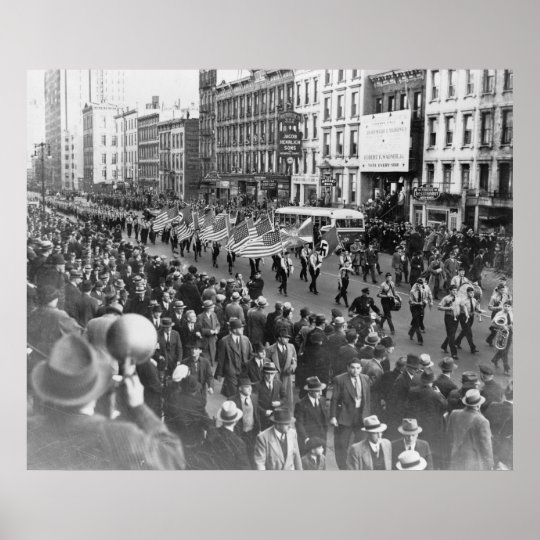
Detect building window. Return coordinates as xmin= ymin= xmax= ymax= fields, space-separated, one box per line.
xmin=461 ymin=163 xmax=471 ymax=189
xmin=351 ymin=69 xmax=359 ymax=79
xmin=102 ymin=168 xmax=107 ymax=178
xmin=325 ymin=70 xmax=331 ymax=85
xmin=498 ymin=162 xmax=511 ymax=196
xmin=269 ymin=89 xmax=275 ymax=111
xmin=375 ymin=97 xmax=383 ymax=113
xmin=313 ymin=79 xmax=318 ymax=102
xmin=112 ymin=135 xmax=117 ymax=146
xmin=336 ymin=131 xmax=343 ymax=155
xmin=304 ymin=117 xmax=309 ymax=140
xmin=503 ymin=69 xmax=513 ymax=91
xmin=101 ymin=135 xmax=106 ymax=145
xmin=482 ymin=69 xmax=495 ymax=93
xmin=445 ymin=116 xmax=455 ymax=146
xmin=305 ymin=81 xmax=310 ymax=105
xmin=426 ymin=163 xmax=435 ymax=184
xmin=296 ymin=83 xmax=301 ymax=106
xmin=349 ymin=173 xmax=356 ymax=202
xmin=431 ymin=70 xmax=440 ymax=100
xmin=428 ymin=117 xmax=438 ymax=147
xmin=324 ymin=97 xmax=331 ymax=121
xmin=479 ymin=163 xmax=490 ymax=192
xmin=323 ymin=133 xmax=330 ymax=156
xmin=337 ymin=95 xmax=344 ymax=118
xmin=312 ymin=151 xmax=317 ymax=174
xmin=388 ymin=95 xmax=395 ymax=112
xmin=350 ymin=92 xmax=358 ymax=117
xmin=413 ymin=92 xmax=421 ymax=119
xmin=337 ymin=69 xmax=344 ymax=82
xmin=101 ymin=153 xmax=107 ymax=164
xmin=480 ymin=111 xmax=493 ymax=145
xmin=350 ymin=129 xmax=358 ymax=156
xmin=447 ymin=69 xmax=456 ymax=98
xmin=303 ymin=151 xmax=307 ymax=173
xmin=112 ymin=153 xmax=117 ymax=164
xmin=442 ymin=163 xmax=452 ymax=190
xmin=399 ymin=93 xmax=408 ymax=110
xmin=313 ymin=115 xmax=318 ymax=138
xmin=463 ymin=114 xmax=473 ymax=146
xmin=501 ymin=109 xmax=513 ymax=145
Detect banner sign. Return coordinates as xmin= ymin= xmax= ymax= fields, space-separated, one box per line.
xmin=413 ymin=185 xmax=440 ymax=201
xmin=359 ymin=109 xmax=411 ymax=171
xmin=278 ymin=130 xmax=302 ymax=158
xmin=320 ymin=172 xmax=336 ymax=187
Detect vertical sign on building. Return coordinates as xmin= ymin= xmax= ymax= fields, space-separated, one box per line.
xmin=277 ymin=111 xmax=302 ymax=162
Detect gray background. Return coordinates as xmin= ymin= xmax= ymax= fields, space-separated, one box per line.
xmin=1 ymin=0 xmax=536 ymax=538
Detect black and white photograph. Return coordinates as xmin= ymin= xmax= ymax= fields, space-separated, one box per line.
xmin=26 ymin=68 xmax=513 ymax=471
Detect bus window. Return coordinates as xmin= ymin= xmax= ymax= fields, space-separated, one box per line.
xmin=335 ymin=219 xmax=364 ymax=228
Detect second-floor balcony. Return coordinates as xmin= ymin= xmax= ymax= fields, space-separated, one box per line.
xmin=466 ymin=188 xmax=513 ymax=206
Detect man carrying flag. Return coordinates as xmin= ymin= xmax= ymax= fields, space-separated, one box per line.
xmin=152 ymin=207 xmax=179 ymax=233
xmin=317 ymin=226 xmax=342 ymax=259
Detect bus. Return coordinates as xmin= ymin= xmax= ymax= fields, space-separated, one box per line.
xmin=275 ymin=207 xmax=365 ymax=246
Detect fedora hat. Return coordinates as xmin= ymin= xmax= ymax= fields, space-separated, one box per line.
xmin=228 ymin=318 xmax=243 ymax=330
xmin=361 ymin=415 xmax=387 ymax=433
xmin=406 ymin=354 xmax=420 ymax=369
xmin=421 ymin=369 xmax=435 ymax=383
xmin=263 ymin=361 xmax=278 ymax=374
xmin=257 ymin=296 xmax=268 ymax=307
xmin=239 ymin=377 xmax=256 ymax=387
xmin=172 ymin=364 xmax=189 ymax=383
xmin=462 ymin=389 xmax=486 ymax=407
xmin=305 ymin=437 xmax=325 ymax=452
xmin=365 ymin=333 xmax=380 ymax=346
xmin=51 ymin=253 xmax=65 ymax=265
xmin=439 ymin=357 xmax=456 ymax=372
xmin=304 ymin=376 xmax=327 ymax=392
xmin=419 ymin=353 xmax=433 ymax=369
xmin=135 ymin=284 xmax=145 ymax=293
xmin=172 ymin=300 xmax=185 ymax=309
xmin=269 ymin=407 xmax=294 ymax=425
xmin=398 ymin=418 xmax=423 ymax=435
xmin=202 ymin=299 xmax=214 ymax=309
xmin=31 ymin=334 xmax=112 ymax=408
xmin=396 ymin=450 xmax=427 ymax=471
xmin=315 ymin=314 xmax=326 ymax=326
xmin=161 ymin=317 xmax=172 ymax=328
xmin=278 ymin=328 xmax=292 ymax=339
xmin=231 ymin=291 xmax=241 ymax=300
xmin=218 ymin=401 xmax=243 ymax=424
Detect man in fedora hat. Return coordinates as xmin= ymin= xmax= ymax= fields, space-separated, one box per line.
xmin=64 ymin=268 xmax=83 ymax=319
xmin=215 ymin=318 xmax=253 ymax=398
xmin=301 ymin=437 xmax=326 ymax=470
xmin=434 ymin=357 xmax=458 ymax=398
xmin=232 ymin=377 xmax=261 ymax=465
xmin=74 ymin=280 xmax=100 ymax=327
xmin=256 ymin=361 xmax=287 ymax=431
xmin=183 ymin=339 xmax=213 ymax=406
xmin=246 ymin=296 xmax=268 ymax=347
xmin=125 ymin=282 xmax=151 ymax=318
xmin=196 ymin=299 xmax=221 ymax=366
xmin=346 ymin=415 xmax=392 ymax=470
xmin=254 ymin=407 xmax=303 ymax=470
xmin=266 ymin=328 xmax=297 ymax=407
xmin=177 ymin=272 xmax=203 ymax=314
xmin=479 ymin=363 xmax=504 ymax=411
xmin=484 ymin=381 xmax=513 ymax=470
xmin=225 ymin=291 xmax=245 ymax=324
xmin=391 ymin=418 xmax=433 ymax=470
xmin=28 ymin=334 xmax=185 ymax=470
xmin=200 ymin=401 xmax=251 ymax=470
xmin=294 ymin=376 xmax=328 ymax=455
xmin=404 ymin=369 xmax=447 ymax=468
xmin=396 ymin=450 xmax=428 ymax=471
xmin=447 ymin=371 xmax=480 ymax=413
xmin=446 ymin=389 xmax=494 ymax=470
xmin=330 ymin=357 xmax=372 ymax=470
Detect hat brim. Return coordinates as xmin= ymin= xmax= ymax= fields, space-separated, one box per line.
xmin=218 ymin=410 xmax=243 ymax=423
xmin=398 ymin=426 xmax=423 ymax=435
xmin=304 ymin=383 xmax=327 ymax=391
xmin=31 ymin=358 xmax=113 ymax=408
xmin=269 ymin=415 xmax=295 ymax=424
xmin=396 ymin=456 xmax=427 ymax=470
xmin=462 ymin=395 xmax=486 ymax=407
xmin=361 ymin=423 xmax=387 ymax=433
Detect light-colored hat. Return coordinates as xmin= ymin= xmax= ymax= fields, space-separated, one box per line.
xmin=396 ymin=450 xmax=427 ymax=471
xmin=397 ymin=418 xmax=423 ymax=435
xmin=419 ymin=353 xmax=433 ymax=369
xmin=257 ymin=296 xmax=268 ymax=307
xmin=172 ymin=364 xmax=189 ymax=383
xmin=361 ymin=415 xmax=387 ymax=433
xmin=462 ymin=389 xmax=486 ymax=407
xmin=218 ymin=401 xmax=243 ymax=424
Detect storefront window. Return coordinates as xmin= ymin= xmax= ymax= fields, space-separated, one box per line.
xmin=427 ymin=208 xmax=448 ymax=228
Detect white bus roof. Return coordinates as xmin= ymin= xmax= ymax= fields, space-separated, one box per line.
xmin=275 ymin=207 xmax=364 ymax=218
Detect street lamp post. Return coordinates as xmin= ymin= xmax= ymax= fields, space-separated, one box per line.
xmin=34 ymin=142 xmax=51 ymax=216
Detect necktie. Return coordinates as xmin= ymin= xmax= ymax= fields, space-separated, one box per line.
xmin=353 ymin=378 xmax=360 ymax=398
xmin=189 ymin=323 xmax=193 ymax=331
xmin=470 ymin=299 xmax=473 ymax=314
xmin=315 ymin=398 xmax=319 ymax=407
xmin=460 ymin=277 xmax=463 ymax=288
xmin=245 ymin=397 xmax=249 ymax=406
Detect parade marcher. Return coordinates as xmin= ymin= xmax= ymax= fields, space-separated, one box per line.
xmin=446 ymin=389 xmax=494 ymax=471
xmin=335 ymin=260 xmax=353 ymax=307
xmin=254 ymin=407 xmax=303 ymax=470
xmin=455 ymin=286 xmax=483 ymax=354
xmin=28 ymin=334 xmax=186 ymax=470
xmin=433 ymin=357 xmax=458 ymax=398
xmin=349 ymin=287 xmax=381 ymax=319
xmin=490 ymin=300 xmax=513 ymax=375
xmin=363 ymin=244 xmax=379 ymax=284
xmin=215 ymin=318 xmax=253 ymax=398
xmin=266 ymin=328 xmax=297 ymax=408
xmin=391 ymin=245 xmax=405 ymax=286
xmin=246 ymin=296 xmax=268 ymax=346
xmin=308 ymin=248 xmax=323 ymax=295
xmin=330 ymin=356 xmax=371 ymax=470
xmin=294 ymin=376 xmax=328 ymax=455
xmin=438 ymin=284 xmax=461 ymax=360
xmin=247 ymin=270 xmax=264 ymax=300
xmin=377 ymin=273 xmax=399 ymax=335
xmin=299 ymin=244 xmax=309 ymax=282
xmin=346 ymin=415 xmax=392 ymax=471
xmin=391 ymin=418 xmax=433 ymax=470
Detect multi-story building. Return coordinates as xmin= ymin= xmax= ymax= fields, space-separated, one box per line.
xmin=317 ymin=69 xmax=369 ymax=207
xmin=115 ymin=108 xmax=138 ymax=188
xmin=61 ymin=130 xmax=83 ymax=191
xmin=199 ymin=70 xmax=217 ymax=181
xmin=44 ymin=70 xmax=125 ymax=191
xmin=82 ymin=102 xmax=120 ymax=190
xmin=204 ymin=69 xmax=296 ymax=204
xmin=419 ymin=69 xmax=513 ymax=232
xmin=138 ymin=109 xmax=160 ymax=192
xmin=158 ymin=118 xmax=200 ymax=200
xmin=363 ymin=69 xmax=426 ymax=215
xmin=291 ymin=70 xmax=321 ymax=205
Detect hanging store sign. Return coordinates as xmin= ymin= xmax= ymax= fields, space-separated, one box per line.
xmin=413 ymin=185 xmax=440 ymax=201
xmin=278 ymin=130 xmax=302 ymax=158
xmin=359 ymin=109 xmax=411 ymax=172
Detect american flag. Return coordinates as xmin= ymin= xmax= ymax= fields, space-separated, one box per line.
xmin=196 ymin=208 xmax=207 ymax=230
xmin=226 ymin=217 xmax=254 ymax=252
xmin=255 ymin=216 xmax=273 ymax=236
xmin=199 ymin=209 xmax=216 ymax=240
xmin=205 ymin=213 xmax=230 ymax=242
xmin=174 ymin=207 xmax=195 ymax=242
xmin=152 ymin=207 xmax=179 ymax=232
xmin=237 ymin=229 xmax=283 ymax=258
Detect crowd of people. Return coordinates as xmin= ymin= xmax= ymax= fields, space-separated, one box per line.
xmin=26 ymin=195 xmax=513 ymax=470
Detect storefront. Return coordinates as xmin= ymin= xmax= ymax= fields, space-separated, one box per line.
xmin=409 ymin=187 xmax=462 ymax=230
xmin=291 ymin=174 xmax=319 ymax=205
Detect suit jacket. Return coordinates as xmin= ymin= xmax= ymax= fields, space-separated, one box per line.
xmin=247 ymin=308 xmax=267 ymax=345
xmin=196 ymin=311 xmax=221 ymax=362
xmin=135 ymin=360 xmax=163 ymax=419
xmin=481 ymin=379 xmax=504 ymax=410
xmin=391 ymin=438 xmax=434 ymax=470
xmin=294 ymin=395 xmax=328 ymax=452
xmin=256 ymin=379 xmax=287 ymax=431
xmin=178 ymin=320 xmax=200 ymax=356
xmin=126 ymin=296 xmax=151 ymax=319
xmin=301 ymin=453 xmax=326 ymax=470
xmin=346 ymin=438 xmax=392 ymax=470
xmin=155 ymin=329 xmax=183 ymax=375
xmin=266 ymin=343 xmax=297 ymax=377
xmin=215 ymin=334 xmax=252 ymax=380
xmin=64 ymin=281 xmax=82 ymax=318
xmin=434 ymin=373 xmax=458 ymax=399
xmin=254 ymin=426 xmax=303 ymax=470
xmin=178 ymin=283 xmax=203 ymax=314
xmin=74 ymin=293 xmax=99 ymax=326
xmin=244 ymin=357 xmax=265 ymax=386
xmin=446 ymin=408 xmax=494 ymax=470
xmin=232 ymin=392 xmax=261 ymax=435
xmin=329 ymin=372 xmax=371 ymax=427
xmin=199 ymin=426 xmax=251 ymax=470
